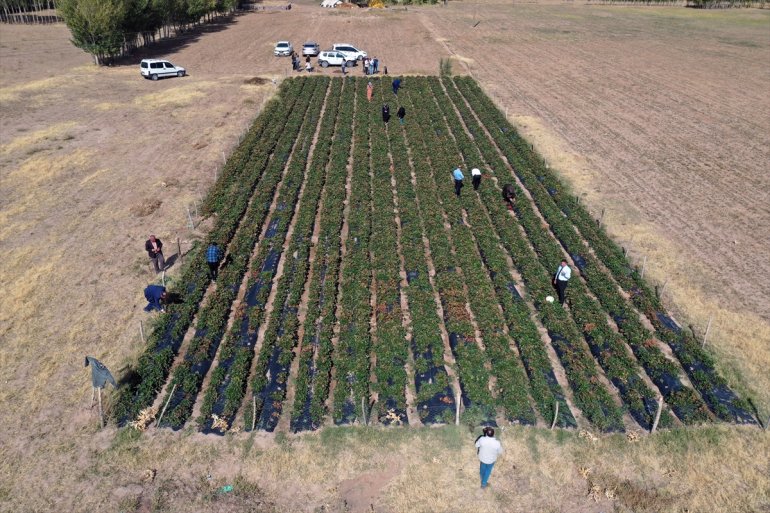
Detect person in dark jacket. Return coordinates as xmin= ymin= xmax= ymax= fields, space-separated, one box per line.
xmin=145 ymin=235 xmax=165 ymax=273
xmin=143 ymin=284 xmax=167 ymax=312
xmin=392 ymin=78 xmax=401 ymax=94
xmin=502 ymin=184 xmax=515 ymax=210
xmin=382 ymin=104 xmax=390 ymax=123
xmin=471 ymin=168 xmax=482 ymax=190
xmin=397 ymin=106 xmax=406 ymax=124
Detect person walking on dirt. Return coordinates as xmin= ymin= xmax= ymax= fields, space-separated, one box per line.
xmin=382 ymin=104 xmax=390 ymax=124
xmin=475 ymin=426 xmax=503 ymax=489
xmin=553 ymin=259 xmax=572 ymax=305
xmin=373 ymin=57 xmax=379 ymax=74
xmin=367 ymin=81 xmax=373 ymax=102
xmin=145 ymin=235 xmax=165 ymax=273
xmin=363 ymin=57 xmax=369 ymax=75
xmin=392 ymin=77 xmax=401 ymax=95
xmin=471 ymin=168 xmax=482 ymax=190
xmin=453 ymin=167 xmax=465 ymax=196
xmin=206 ymin=242 xmax=223 ymax=280
xmin=502 ymin=183 xmax=515 ymax=210
xmin=143 ymin=284 xmax=167 ymax=313
xmin=397 ymin=106 xmax=406 ymax=124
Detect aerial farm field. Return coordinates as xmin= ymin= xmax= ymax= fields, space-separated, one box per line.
xmin=0 ymin=2 xmax=768 ymax=512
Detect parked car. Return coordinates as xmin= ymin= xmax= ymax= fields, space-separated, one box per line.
xmin=274 ymin=41 xmax=293 ymax=56
xmin=331 ymin=43 xmax=367 ymax=61
xmin=317 ymin=51 xmax=350 ymax=68
xmin=302 ymin=41 xmax=320 ymax=57
xmin=140 ymin=59 xmax=186 ymax=81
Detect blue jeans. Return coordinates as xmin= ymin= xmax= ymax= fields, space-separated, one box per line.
xmin=480 ymin=462 xmax=495 ymax=487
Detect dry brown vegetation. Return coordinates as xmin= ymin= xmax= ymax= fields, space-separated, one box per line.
xmin=1 ymin=2 xmax=769 ymax=512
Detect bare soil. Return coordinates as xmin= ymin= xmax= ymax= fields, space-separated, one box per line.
xmin=1 ymin=2 xmax=769 ymax=512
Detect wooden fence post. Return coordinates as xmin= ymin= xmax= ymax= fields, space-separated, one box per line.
xmin=97 ymin=387 xmax=104 ymax=429
xmin=651 ymin=397 xmax=663 ymax=433
xmin=155 ymin=384 xmax=177 ymax=428
xmin=702 ymin=316 xmax=713 ymax=348
xmin=550 ymin=402 xmax=559 ymax=430
xmin=177 ymin=238 xmax=183 ymax=265
xmin=455 ymin=390 xmax=461 ymax=426
xmin=252 ymin=396 xmax=257 ymax=431
xmin=640 ymin=255 xmax=647 ymax=279
xmin=139 ymin=321 xmax=145 ymax=344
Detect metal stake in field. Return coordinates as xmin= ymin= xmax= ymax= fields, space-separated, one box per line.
xmin=186 ymin=205 xmax=195 ymax=230
xmin=177 ymin=237 xmax=183 ymax=265
xmin=640 ymin=255 xmax=647 ymax=279
xmin=455 ymin=389 xmax=461 ymax=426
xmin=85 ymin=356 xmax=116 ymax=429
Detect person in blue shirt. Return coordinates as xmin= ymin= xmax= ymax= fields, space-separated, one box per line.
xmin=206 ymin=242 xmax=223 ymax=280
xmin=392 ymin=78 xmax=401 ymax=95
xmin=143 ymin=284 xmax=167 ymax=312
xmin=452 ymin=167 xmax=465 ymax=196
xmin=552 ymin=259 xmax=572 ymax=305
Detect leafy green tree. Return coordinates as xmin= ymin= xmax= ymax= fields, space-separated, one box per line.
xmin=58 ymin=0 xmax=126 ymax=64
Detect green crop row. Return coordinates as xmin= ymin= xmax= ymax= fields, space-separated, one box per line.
xmin=368 ymin=79 xmax=410 ymax=423
xmin=456 ymin=77 xmax=754 ymax=423
xmin=155 ymin=78 xmax=328 ymax=430
xmin=450 ymin=77 xmax=713 ymax=425
xmin=406 ymin=79 xmax=537 ymax=425
xmin=398 ymin=82 xmax=496 ymax=421
xmin=239 ymin=77 xmax=342 ymax=431
xmin=291 ymin=78 xmax=358 ymax=429
xmin=386 ymin=85 xmax=454 ymax=423
xmin=420 ymin=76 xmax=624 ymax=432
xmin=194 ymin=77 xmax=337 ymax=432
xmin=332 ymin=78 xmax=375 ymax=424
xmin=440 ymin=77 xmax=682 ymax=429
xmin=415 ymin=79 xmax=575 ymax=428
xmin=111 ymin=78 xmax=309 ymax=425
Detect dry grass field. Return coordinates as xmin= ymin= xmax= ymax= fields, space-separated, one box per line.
xmin=0 ymin=2 xmax=768 ymax=512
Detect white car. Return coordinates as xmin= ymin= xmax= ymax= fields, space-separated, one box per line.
xmin=140 ymin=59 xmax=186 ymax=81
xmin=331 ymin=44 xmax=367 ymax=61
xmin=318 ymin=51 xmax=350 ymax=68
xmin=302 ymin=41 xmax=320 ymax=57
xmin=274 ymin=41 xmax=293 ymax=56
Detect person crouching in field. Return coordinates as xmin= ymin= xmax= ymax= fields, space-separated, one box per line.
xmin=471 ymin=167 xmax=482 ymax=190
xmin=143 ymin=284 xmax=167 ymax=313
xmin=475 ymin=427 xmax=503 ymax=488
xmin=502 ymin=183 xmax=515 ymax=210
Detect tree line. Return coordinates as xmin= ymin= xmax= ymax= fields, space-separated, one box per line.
xmin=53 ymin=0 xmax=239 ymax=65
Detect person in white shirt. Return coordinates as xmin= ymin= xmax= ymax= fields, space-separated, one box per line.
xmin=471 ymin=168 xmax=482 ymax=190
xmin=552 ymin=259 xmax=572 ymax=305
xmin=475 ymin=426 xmax=503 ymax=488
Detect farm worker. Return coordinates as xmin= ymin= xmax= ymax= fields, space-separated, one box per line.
xmin=373 ymin=57 xmax=379 ymax=73
xmin=553 ymin=259 xmax=572 ymax=305
xmin=206 ymin=242 xmax=223 ymax=280
xmin=383 ymin=66 xmax=388 ymax=76
xmin=368 ymin=59 xmax=374 ymax=75
xmin=367 ymin=81 xmax=373 ymax=101
xmin=397 ymin=106 xmax=406 ymax=124
xmin=502 ymin=183 xmax=515 ymax=210
xmin=471 ymin=168 xmax=482 ymax=190
xmin=382 ymin=104 xmax=390 ymax=123
xmin=475 ymin=426 xmax=503 ymax=489
xmin=363 ymin=57 xmax=369 ymax=75
xmin=452 ymin=167 xmax=464 ymax=196
xmin=143 ymin=284 xmax=167 ymax=313
xmin=392 ymin=77 xmax=401 ymax=95
xmin=145 ymin=235 xmax=165 ymax=273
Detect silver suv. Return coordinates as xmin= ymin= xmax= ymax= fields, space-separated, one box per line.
xmin=331 ymin=44 xmax=367 ymax=61
xmin=302 ymin=42 xmax=320 ymax=56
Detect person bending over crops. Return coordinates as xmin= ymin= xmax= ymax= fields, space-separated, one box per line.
xmin=382 ymin=104 xmax=390 ymax=123
xmin=392 ymin=77 xmax=401 ymax=95
xmin=502 ymin=183 xmax=515 ymax=210
xmin=143 ymin=284 xmax=167 ymax=313
xmin=397 ymin=106 xmax=406 ymax=124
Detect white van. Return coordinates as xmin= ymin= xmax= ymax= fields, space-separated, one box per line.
xmin=140 ymin=59 xmax=186 ymax=80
